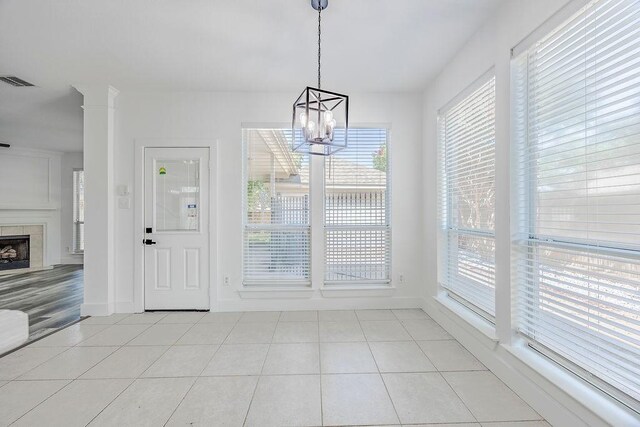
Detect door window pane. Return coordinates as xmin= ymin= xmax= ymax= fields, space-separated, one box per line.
xmin=155 ymin=159 xmax=200 ymax=231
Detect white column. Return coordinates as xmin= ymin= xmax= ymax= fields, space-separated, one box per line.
xmin=494 ymin=61 xmax=512 ymax=344
xmin=75 ymin=85 xmax=119 ymax=316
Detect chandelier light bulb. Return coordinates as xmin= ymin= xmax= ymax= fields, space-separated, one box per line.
xmin=324 ymin=110 xmax=333 ymax=123
xmin=307 ymin=120 xmax=316 ymax=139
xmin=300 ymin=112 xmax=308 ymax=127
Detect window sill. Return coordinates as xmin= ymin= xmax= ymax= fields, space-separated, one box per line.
xmin=433 ymin=293 xmax=498 ymax=344
xmin=503 ymin=339 xmax=640 ymax=427
xmin=238 ymin=287 xmax=314 ymax=299
xmin=320 ymin=285 xmax=395 ymax=298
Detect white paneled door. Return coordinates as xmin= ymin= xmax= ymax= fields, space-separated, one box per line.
xmin=144 ymin=147 xmax=210 ymax=310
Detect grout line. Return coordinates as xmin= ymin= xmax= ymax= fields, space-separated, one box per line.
xmin=136 ymin=321 xmax=208 ymax=378
xmin=83 ymin=377 xmax=139 ymax=425
xmin=7 ymin=369 xmax=492 ymax=381
xmin=192 ymin=320 xmax=235 ymax=375
xmin=242 ymin=376 xmax=260 ymax=427
xmin=115 ymin=312 xmax=168 ymax=325
xmin=65 ymin=345 xmax=121 ymax=380
xmin=2 ymin=316 xmax=86 ymax=356
xmin=138 ymin=345 xmax=187 ymax=379
xmin=396 ymin=316 xmax=426 ymax=344
xmin=163 ymin=377 xmax=199 ymax=426
xmin=354 ymin=311 xmax=402 ymax=425
xmin=69 ymin=324 xmax=112 ymax=347
xmin=80 ymin=322 xmax=154 ymax=347
xmin=241 ymin=316 xmax=278 ymax=427
xmin=414 ymin=337 xmax=439 ymax=371
xmin=6 ymin=309 xmax=545 ymax=426
xmin=7 ymin=346 xmax=74 ymax=381
xmin=80 ymin=315 xmax=209 ymax=426
xmin=440 ymin=371 xmax=480 ymax=424
xmin=8 ymin=378 xmax=74 ymax=426
xmin=7 ymin=314 xmax=215 ymax=425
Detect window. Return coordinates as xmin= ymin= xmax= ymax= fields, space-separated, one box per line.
xmin=438 ymin=73 xmax=497 ymax=319
xmin=324 ymin=128 xmax=390 ymax=285
xmin=243 ymin=129 xmax=310 ymax=285
xmin=72 ymin=169 xmax=84 ymax=253
xmin=513 ymin=0 xmax=640 ymax=407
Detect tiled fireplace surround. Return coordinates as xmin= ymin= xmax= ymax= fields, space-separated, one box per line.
xmin=0 ymin=225 xmax=44 ymax=273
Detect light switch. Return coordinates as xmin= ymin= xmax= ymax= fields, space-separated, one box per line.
xmin=117 ymin=184 xmax=131 ymax=196
xmin=118 ymin=197 xmax=131 ymax=209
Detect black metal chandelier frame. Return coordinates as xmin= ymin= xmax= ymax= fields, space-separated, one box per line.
xmin=292 ymin=0 xmax=349 ymax=156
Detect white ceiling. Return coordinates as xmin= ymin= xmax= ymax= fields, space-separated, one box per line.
xmin=0 ymin=86 xmax=83 ymax=152
xmin=0 ymin=0 xmax=502 ymax=151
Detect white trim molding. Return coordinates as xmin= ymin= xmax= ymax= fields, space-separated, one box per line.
xmin=422 ymin=296 xmax=639 ymax=427
xmin=132 ymin=138 xmax=219 ymax=313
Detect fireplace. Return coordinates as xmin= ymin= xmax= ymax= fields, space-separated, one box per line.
xmin=0 ymin=235 xmax=30 ymax=271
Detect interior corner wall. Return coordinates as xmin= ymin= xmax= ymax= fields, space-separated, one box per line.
xmin=60 ymin=151 xmax=83 ymax=264
xmin=420 ymin=0 xmax=637 ymax=426
xmin=114 ymin=91 xmax=424 ymax=311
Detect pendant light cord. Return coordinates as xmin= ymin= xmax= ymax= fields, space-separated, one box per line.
xmin=317 ymin=4 xmax=322 ymax=89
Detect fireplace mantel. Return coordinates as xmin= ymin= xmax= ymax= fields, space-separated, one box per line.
xmin=0 ymin=225 xmax=46 ymax=275
xmin=0 ymin=212 xmax=61 ymax=270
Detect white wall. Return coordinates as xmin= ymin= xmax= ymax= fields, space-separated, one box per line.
xmin=0 ymin=147 xmax=62 ymax=266
xmin=0 ymin=148 xmax=83 ymax=268
xmin=421 ymin=0 xmax=638 ymax=426
xmin=60 ymin=151 xmax=83 ymax=264
xmin=114 ymin=91 xmax=424 ymax=312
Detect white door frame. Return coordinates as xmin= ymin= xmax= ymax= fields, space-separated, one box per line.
xmin=133 ymin=139 xmax=218 ymax=313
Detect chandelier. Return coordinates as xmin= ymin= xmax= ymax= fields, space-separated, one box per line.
xmin=292 ymin=0 xmax=349 ymax=156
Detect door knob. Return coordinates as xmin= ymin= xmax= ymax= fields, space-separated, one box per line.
xmin=143 ymin=239 xmax=157 ymax=245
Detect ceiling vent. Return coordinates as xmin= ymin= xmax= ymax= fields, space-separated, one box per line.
xmin=0 ymin=76 xmax=35 ymax=87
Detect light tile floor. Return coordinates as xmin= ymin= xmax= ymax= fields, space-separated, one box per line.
xmin=0 ymin=309 xmax=550 ymax=427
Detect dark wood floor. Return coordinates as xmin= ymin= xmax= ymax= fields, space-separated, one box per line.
xmin=0 ymin=265 xmax=83 ymax=341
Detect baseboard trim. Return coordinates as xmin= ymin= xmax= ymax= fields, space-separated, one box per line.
xmin=60 ymin=256 xmax=84 ymax=265
xmin=115 ymin=301 xmax=136 ymax=313
xmin=421 ymin=296 xmax=638 ymax=427
xmin=238 ymin=288 xmax=315 ymax=299
xmin=80 ymin=302 xmax=114 ymax=316
xmin=215 ymin=296 xmax=422 ymax=312
xmin=106 ymin=296 xmax=422 ymax=314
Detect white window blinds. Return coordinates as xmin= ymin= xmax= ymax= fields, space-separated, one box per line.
xmin=513 ymin=0 xmax=640 ymax=406
xmin=243 ymin=129 xmax=310 ymax=285
xmin=72 ymin=169 xmax=84 ymax=253
xmin=438 ymin=74 xmax=497 ymax=319
xmin=324 ymin=128 xmax=391 ymax=284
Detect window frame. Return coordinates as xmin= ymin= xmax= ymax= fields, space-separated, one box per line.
xmin=511 ymin=0 xmax=640 ymax=410
xmin=323 ymin=127 xmax=392 ymax=287
xmin=241 ymin=128 xmax=312 ymax=287
xmin=438 ymin=69 xmax=497 ymax=322
xmin=72 ymin=168 xmax=84 ymax=254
